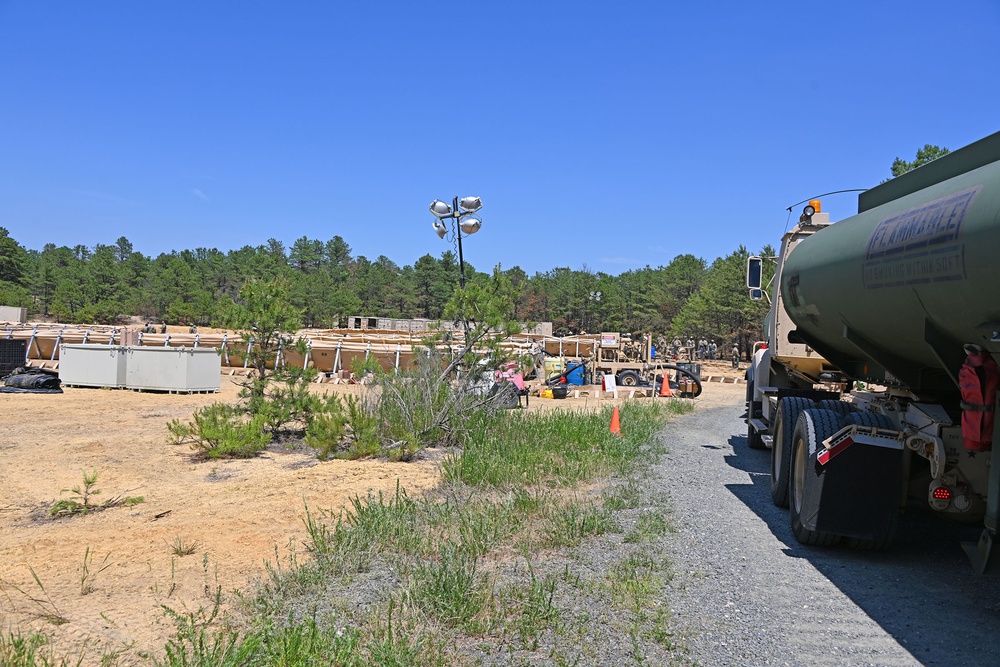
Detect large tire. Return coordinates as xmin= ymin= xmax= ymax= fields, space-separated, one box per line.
xmin=618 ymin=370 xmax=641 ymax=387
xmin=790 ymin=409 xmax=843 ymax=546
xmin=488 ymin=381 xmax=520 ymax=409
xmin=841 ymin=411 xmax=898 ymax=551
xmin=844 ymin=411 xmax=895 ymax=430
xmin=771 ymin=396 xmax=814 ymax=507
xmin=817 ymin=398 xmax=853 ymax=415
xmin=846 ymin=514 xmax=897 ymax=551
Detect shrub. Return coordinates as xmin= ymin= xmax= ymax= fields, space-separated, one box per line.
xmin=168 ymin=403 xmax=270 ymax=459
xmin=303 ymin=394 xmax=348 ymax=460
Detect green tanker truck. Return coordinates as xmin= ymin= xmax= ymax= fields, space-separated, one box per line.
xmin=745 ymin=131 xmax=1000 ymax=569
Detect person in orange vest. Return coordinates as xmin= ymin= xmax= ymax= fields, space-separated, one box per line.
xmin=959 ymin=343 xmax=1000 ymax=451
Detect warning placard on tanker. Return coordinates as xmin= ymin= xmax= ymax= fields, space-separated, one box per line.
xmin=862 ymin=186 xmax=979 ymax=289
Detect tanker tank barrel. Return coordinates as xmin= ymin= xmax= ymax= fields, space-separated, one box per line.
xmin=779 ymin=131 xmax=1000 ymax=394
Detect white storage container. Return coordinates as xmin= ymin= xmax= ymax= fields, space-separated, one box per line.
xmin=0 ymin=305 xmax=28 ymax=323
xmin=125 ymin=346 xmax=220 ymax=392
xmin=59 ymin=344 xmax=128 ymax=388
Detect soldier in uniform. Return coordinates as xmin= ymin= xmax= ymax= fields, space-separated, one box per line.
xmin=732 ymin=343 xmax=740 ymax=369
xmin=709 ymin=340 xmax=717 ymax=360
xmin=189 ymin=323 xmax=197 ymax=334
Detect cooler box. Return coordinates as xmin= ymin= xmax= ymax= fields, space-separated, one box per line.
xmin=59 ymin=344 xmax=128 ymax=388
xmin=125 ymin=346 xmax=220 ymax=392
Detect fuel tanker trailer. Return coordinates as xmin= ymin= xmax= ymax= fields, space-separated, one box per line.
xmin=745 ymin=131 xmax=1000 ymax=568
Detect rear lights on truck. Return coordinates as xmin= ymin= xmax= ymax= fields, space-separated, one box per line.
xmin=932 ymin=486 xmax=952 ymax=500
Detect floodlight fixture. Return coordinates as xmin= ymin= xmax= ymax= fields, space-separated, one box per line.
xmin=427 ymin=195 xmax=485 ymax=289
xmin=459 ymin=216 xmax=482 ymax=235
xmin=458 ymin=196 xmax=482 ymax=213
xmin=430 ymin=199 xmax=453 ymax=217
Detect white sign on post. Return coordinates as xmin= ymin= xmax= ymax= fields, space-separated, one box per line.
xmin=602 ymin=373 xmax=617 ymax=398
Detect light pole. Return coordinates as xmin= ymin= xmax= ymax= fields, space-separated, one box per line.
xmin=429 ymin=196 xmax=483 ymax=288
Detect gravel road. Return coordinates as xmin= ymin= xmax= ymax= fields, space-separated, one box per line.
xmin=656 ymin=388 xmax=1000 ymax=667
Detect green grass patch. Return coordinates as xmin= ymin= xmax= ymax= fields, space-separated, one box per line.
xmin=19 ymin=395 xmax=693 ymax=666
xmin=405 ymin=546 xmax=493 ymax=631
xmin=624 ymin=510 xmax=675 ymax=544
xmin=443 ymin=401 xmax=689 ymax=489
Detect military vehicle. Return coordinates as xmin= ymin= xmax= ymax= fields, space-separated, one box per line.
xmin=745 ymin=131 xmax=1000 ymax=568
xmin=590 ymin=331 xmax=702 ymax=396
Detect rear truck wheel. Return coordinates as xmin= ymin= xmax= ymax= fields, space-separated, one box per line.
xmin=771 ymin=396 xmax=815 ymax=508
xmin=816 ymin=398 xmax=853 ymax=416
xmin=840 ymin=411 xmax=898 ymax=551
xmin=618 ymin=370 xmax=641 ymax=387
xmin=843 ymin=411 xmax=894 ymax=429
xmin=790 ymin=409 xmax=843 ymax=547
xmin=846 ymin=514 xmax=898 ymax=551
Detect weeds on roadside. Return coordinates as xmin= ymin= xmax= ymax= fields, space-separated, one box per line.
xmin=443 ymin=401 xmax=689 ymax=489
xmin=606 ymin=550 xmax=671 ymax=613
xmin=624 ymin=511 xmax=674 ymax=544
xmin=167 ymin=537 xmax=200 ymax=557
xmin=604 ymin=479 xmax=645 ymax=511
xmin=79 ymin=547 xmax=113 ymax=595
xmin=0 ymin=630 xmax=84 ymax=667
xmin=0 ymin=566 xmax=68 ymax=625
xmin=405 ymin=545 xmax=493 ymax=631
xmin=499 ymin=559 xmax=560 ymax=650
xmin=167 ymin=399 xmax=685 ymax=666
xmin=541 ymin=499 xmax=612 ymax=548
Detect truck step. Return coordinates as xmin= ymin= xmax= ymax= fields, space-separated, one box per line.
xmin=749 ymin=418 xmax=769 ymax=433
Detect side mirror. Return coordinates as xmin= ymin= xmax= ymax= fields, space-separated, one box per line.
xmin=746 ymin=256 xmax=762 ymax=290
xmin=749 ymin=288 xmax=763 ymax=301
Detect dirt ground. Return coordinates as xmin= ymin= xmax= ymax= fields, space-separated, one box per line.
xmin=0 ymin=361 xmax=745 ymax=663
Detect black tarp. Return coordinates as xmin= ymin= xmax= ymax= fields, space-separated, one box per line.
xmin=1 ymin=367 xmax=63 ymax=393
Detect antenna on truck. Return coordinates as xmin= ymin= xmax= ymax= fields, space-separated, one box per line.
xmin=784 ymin=189 xmax=868 ymax=212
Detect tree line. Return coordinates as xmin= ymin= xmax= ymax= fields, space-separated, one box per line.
xmin=0 ymin=227 xmax=774 ymax=353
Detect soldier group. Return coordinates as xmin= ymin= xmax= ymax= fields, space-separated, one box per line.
xmin=658 ymin=333 xmax=743 ymax=368
xmin=141 ymin=321 xmax=167 ymax=334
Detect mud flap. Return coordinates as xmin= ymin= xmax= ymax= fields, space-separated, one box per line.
xmin=800 ymin=443 xmax=904 ymax=541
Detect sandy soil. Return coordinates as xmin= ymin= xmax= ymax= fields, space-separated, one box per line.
xmin=0 ymin=361 xmax=745 ymax=663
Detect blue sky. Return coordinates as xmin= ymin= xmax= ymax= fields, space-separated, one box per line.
xmin=1 ymin=1 xmax=997 ymax=276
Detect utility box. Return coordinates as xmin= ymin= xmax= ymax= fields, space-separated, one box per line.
xmin=125 ymin=347 xmax=220 ymax=392
xmin=59 ymin=345 xmax=128 ymax=388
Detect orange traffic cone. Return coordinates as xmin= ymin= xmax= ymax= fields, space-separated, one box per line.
xmin=659 ymin=376 xmax=673 ymax=398
xmin=610 ymin=405 xmax=621 ymax=436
